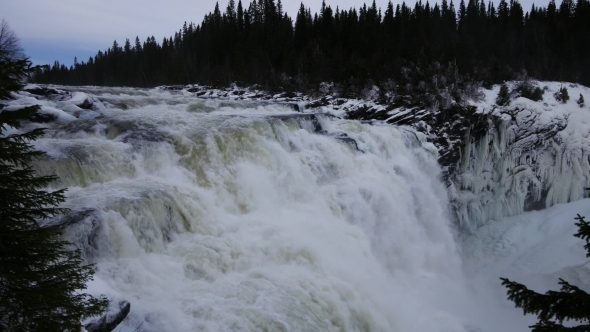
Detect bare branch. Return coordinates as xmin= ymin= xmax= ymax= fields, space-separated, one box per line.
xmin=0 ymin=19 xmax=25 ymax=60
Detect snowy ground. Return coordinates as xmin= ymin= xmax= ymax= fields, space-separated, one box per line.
xmin=462 ymin=198 xmax=590 ymax=331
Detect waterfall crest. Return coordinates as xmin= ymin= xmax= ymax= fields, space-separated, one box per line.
xmin=25 ymin=87 xmax=473 ymax=331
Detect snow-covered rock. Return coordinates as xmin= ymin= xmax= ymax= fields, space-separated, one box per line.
xmin=1 ymin=96 xmax=76 ymax=123
xmin=82 ymin=276 xmax=131 ymax=332
xmin=23 ymin=84 xmax=62 ymax=96
xmin=23 ymin=84 xmax=70 ymax=101
xmin=85 ymin=300 xmax=131 ymax=332
xmin=60 ymin=91 xmax=94 ymax=109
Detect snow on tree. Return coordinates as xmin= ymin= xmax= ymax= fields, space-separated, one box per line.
xmin=554 ymin=85 xmax=570 ymax=103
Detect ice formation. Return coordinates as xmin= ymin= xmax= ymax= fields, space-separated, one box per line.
xmin=453 ymin=82 xmax=590 ymax=232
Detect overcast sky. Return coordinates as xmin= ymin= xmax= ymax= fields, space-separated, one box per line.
xmin=4 ymin=0 xmax=539 ymax=67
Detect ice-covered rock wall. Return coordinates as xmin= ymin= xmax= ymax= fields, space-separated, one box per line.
xmin=341 ymin=81 xmax=590 ymax=233
xmin=450 ymin=82 xmax=590 ymax=232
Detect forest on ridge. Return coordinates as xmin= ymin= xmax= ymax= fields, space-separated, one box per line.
xmin=32 ymin=0 xmax=590 ymax=94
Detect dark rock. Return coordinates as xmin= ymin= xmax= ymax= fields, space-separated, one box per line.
xmin=53 ymin=209 xmax=103 ymax=260
xmin=78 ymin=98 xmax=93 ymax=110
xmin=119 ymin=130 xmax=166 ymax=144
xmin=57 ymin=209 xmax=98 ymax=228
xmin=333 ymin=99 xmax=347 ymax=106
xmin=334 ymin=133 xmax=362 ymax=152
xmin=24 ymin=87 xmax=61 ymax=96
xmin=24 ymin=87 xmax=72 ymax=103
xmin=105 ymin=120 xmax=166 ymax=146
xmin=48 ymin=93 xmax=72 ymax=102
xmin=345 ymin=101 xmax=492 ymax=180
xmin=111 ymin=102 xmax=129 ymax=110
xmin=306 ymin=97 xmax=330 ymax=109
xmin=267 ymin=113 xmax=327 ymax=133
xmin=524 ymin=187 xmax=549 ymax=211
xmin=161 ymin=85 xmax=185 ymax=91
xmin=85 ymin=300 xmax=131 ymax=332
xmin=29 ymin=112 xmax=58 ymax=123
xmin=346 ymin=105 xmax=389 ymax=121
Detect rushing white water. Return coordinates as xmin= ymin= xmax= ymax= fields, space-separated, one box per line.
xmin=19 ymin=87 xmax=514 ymax=331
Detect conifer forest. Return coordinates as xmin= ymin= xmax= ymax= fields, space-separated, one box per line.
xmin=32 ymin=0 xmax=590 ymax=92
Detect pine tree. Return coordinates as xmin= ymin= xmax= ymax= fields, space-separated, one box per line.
xmin=577 ymin=94 xmax=585 ymax=108
xmin=496 ymin=83 xmax=511 ymax=105
xmin=0 ymin=42 xmax=107 ymax=330
xmin=554 ymin=85 xmax=570 ymax=103
xmin=501 ymin=214 xmax=590 ymax=331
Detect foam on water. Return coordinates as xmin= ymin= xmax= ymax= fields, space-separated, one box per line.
xmin=27 ymin=89 xmax=497 ymax=331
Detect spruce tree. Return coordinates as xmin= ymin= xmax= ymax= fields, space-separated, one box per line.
xmin=554 ymin=85 xmax=570 ymax=103
xmin=0 ymin=47 xmax=107 ymax=330
xmin=577 ymin=94 xmax=585 ymax=108
xmin=501 ymin=214 xmax=590 ymax=331
xmin=496 ymin=83 xmax=511 ymax=105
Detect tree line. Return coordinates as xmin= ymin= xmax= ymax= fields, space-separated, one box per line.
xmin=32 ymin=0 xmax=590 ymax=93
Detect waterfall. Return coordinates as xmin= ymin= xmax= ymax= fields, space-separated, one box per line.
xmin=25 ymin=87 xmax=490 ymax=331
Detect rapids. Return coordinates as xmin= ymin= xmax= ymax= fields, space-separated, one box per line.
xmin=22 ymin=87 xmax=519 ymax=331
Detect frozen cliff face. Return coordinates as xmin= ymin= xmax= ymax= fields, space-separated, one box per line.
xmin=345 ymin=81 xmax=590 ymax=233
xmin=451 ymin=82 xmax=590 ymax=233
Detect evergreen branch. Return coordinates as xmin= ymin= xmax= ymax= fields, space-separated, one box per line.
xmin=501 ymin=277 xmax=590 ymax=325
xmin=531 ymin=320 xmax=590 ymax=331
xmin=574 ymin=214 xmax=590 ymax=258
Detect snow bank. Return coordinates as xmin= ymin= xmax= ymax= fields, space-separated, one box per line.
xmin=464 ymin=198 xmax=590 ymax=281
xmin=461 ymin=198 xmax=590 ymax=331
